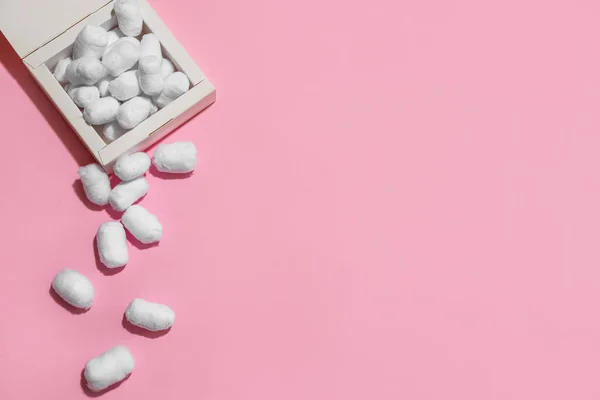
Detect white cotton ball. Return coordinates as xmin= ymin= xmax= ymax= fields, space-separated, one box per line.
xmin=84 ymin=346 xmax=134 ymax=392
xmin=160 ymin=58 xmax=176 ymax=79
xmin=140 ymin=34 xmax=162 ymax=62
xmin=149 ymin=101 xmax=158 ymax=115
xmin=109 ymin=70 xmax=140 ymax=101
xmin=102 ymin=38 xmax=141 ymax=77
xmin=152 ymin=71 xmax=190 ymax=109
xmin=67 ymin=85 xmax=100 ymax=108
xmin=73 ymin=25 xmax=108 ymax=59
xmin=96 ymin=77 xmax=113 ymax=97
xmin=66 ymin=56 xmax=107 ymax=85
xmin=52 ymin=268 xmax=94 ymax=309
xmin=103 ymin=121 xmax=128 ymax=142
xmin=121 ymin=205 xmax=162 ymax=244
xmin=109 ymin=176 xmax=149 ymax=211
xmin=105 ymin=27 xmax=125 ymax=47
xmin=103 ymin=36 xmax=140 ymax=57
xmin=117 ymin=96 xmax=152 ymax=129
xmin=54 ymin=57 xmax=72 ymax=84
xmin=153 ymin=141 xmax=197 ymax=173
xmin=114 ymin=0 xmax=143 ymax=37
xmin=138 ymin=55 xmax=164 ymax=96
xmin=114 ymin=152 xmax=151 ymax=181
xmin=84 ymin=97 xmax=120 ymax=125
xmin=96 ymin=222 xmax=128 ymax=268
xmin=125 ymin=299 xmax=175 ymax=331
xmin=79 ymin=163 xmax=111 ymax=205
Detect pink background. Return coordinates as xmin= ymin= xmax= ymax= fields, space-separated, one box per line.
xmin=2 ymin=0 xmax=600 ymax=398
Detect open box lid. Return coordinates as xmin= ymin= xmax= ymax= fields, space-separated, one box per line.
xmin=0 ymin=0 xmax=112 ymax=58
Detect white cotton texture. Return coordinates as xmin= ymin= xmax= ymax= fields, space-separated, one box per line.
xmin=140 ymin=34 xmax=163 ymax=62
xmin=138 ymin=55 xmax=164 ymax=96
xmin=109 ymin=70 xmax=141 ymax=101
xmin=79 ymin=163 xmax=111 ymax=205
xmin=105 ymin=27 xmax=125 ymax=47
xmin=84 ymin=97 xmax=120 ymax=125
xmin=102 ymin=38 xmax=141 ymax=77
xmin=54 ymin=58 xmax=72 ymax=84
xmin=103 ymin=36 xmax=140 ymax=57
xmin=65 ymin=56 xmax=107 ymax=85
xmin=96 ymin=77 xmax=113 ymax=97
xmin=125 ymin=298 xmax=175 ymax=331
xmin=121 ymin=205 xmax=162 ymax=244
xmin=84 ymin=346 xmax=135 ymax=392
xmin=97 ymin=221 xmax=128 ymax=268
xmin=67 ymin=85 xmax=100 ymax=108
xmin=52 ymin=268 xmax=95 ymax=309
xmin=73 ymin=25 xmax=108 ymax=59
xmin=117 ymin=96 xmax=152 ymax=129
xmin=114 ymin=0 xmax=143 ymax=37
xmin=109 ymin=176 xmax=149 ymax=211
xmin=152 ymin=71 xmax=190 ymax=108
xmin=160 ymin=58 xmax=176 ymax=79
xmin=114 ymin=152 xmax=151 ymax=181
xmin=103 ymin=121 xmax=128 ymax=142
xmin=153 ymin=142 xmax=197 ymax=173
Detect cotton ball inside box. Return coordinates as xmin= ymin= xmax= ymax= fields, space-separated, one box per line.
xmin=53 ymin=3 xmax=191 ymax=136
xmin=66 ymin=84 xmax=100 ymax=108
xmin=102 ymin=38 xmax=140 ymax=77
xmin=109 ymin=70 xmax=141 ymax=101
xmin=73 ymin=25 xmax=108 ymax=60
xmin=117 ymin=96 xmax=153 ymax=129
xmin=153 ymin=72 xmax=190 ymax=109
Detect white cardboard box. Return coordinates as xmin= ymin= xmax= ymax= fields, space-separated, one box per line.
xmin=0 ymin=0 xmax=216 ymax=172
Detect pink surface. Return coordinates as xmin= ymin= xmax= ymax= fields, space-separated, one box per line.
xmin=1 ymin=0 xmax=600 ymax=398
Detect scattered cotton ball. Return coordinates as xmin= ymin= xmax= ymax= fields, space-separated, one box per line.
xmin=97 ymin=221 xmax=128 ymax=268
xmin=73 ymin=25 xmax=108 ymax=59
xmin=153 ymin=141 xmax=197 ymax=173
xmin=160 ymin=58 xmax=176 ymax=79
xmin=125 ymin=298 xmax=175 ymax=331
xmin=153 ymin=71 xmax=190 ymax=108
xmin=79 ymin=163 xmax=111 ymax=205
xmin=114 ymin=0 xmax=143 ymax=37
xmin=138 ymin=55 xmax=164 ymax=96
xmin=122 ymin=205 xmax=162 ymax=244
xmin=102 ymin=38 xmax=141 ymax=77
xmin=52 ymin=268 xmax=94 ymax=309
xmin=65 ymin=56 xmax=107 ymax=85
xmin=109 ymin=70 xmax=141 ymax=101
xmin=140 ymin=33 xmax=162 ymax=62
xmin=84 ymin=346 xmax=135 ymax=392
xmin=84 ymin=97 xmax=120 ymax=125
xmin=109 ymin=176 xmax=149 ymax=211
xmin=114 ymin=152 xmax=151 ymax=181
xmin=53 ymin=58 xmax=72 ymax=84
xmin=67 ymin=85 xmax=100 ymax=108
xmin=117 ymin=96 xmax=152 ymax=129
xmin=103 ymin=121 xmax=128 ymax=142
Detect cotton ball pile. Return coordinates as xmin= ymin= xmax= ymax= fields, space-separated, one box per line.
xmin=52 ymin=0 xmax=191 ymax=144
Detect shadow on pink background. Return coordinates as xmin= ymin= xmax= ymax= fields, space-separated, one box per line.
xmin=2 ymin=0 xmax=600 ymax=399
